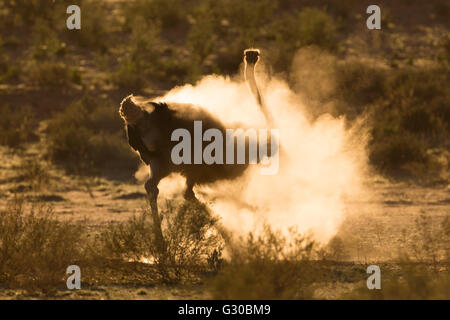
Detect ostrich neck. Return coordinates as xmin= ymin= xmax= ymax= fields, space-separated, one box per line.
xmin=245 ymin=62 xmax=263 ymax=107
xmin=245 ymin=62 xmax=273 ymax=125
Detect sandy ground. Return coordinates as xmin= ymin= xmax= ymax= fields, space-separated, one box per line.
xmin=0 ymin=144 xmax=449 ymax=299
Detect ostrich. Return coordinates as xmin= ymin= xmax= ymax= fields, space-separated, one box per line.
xmin=119 ymin=49 xmax=273 ymax=253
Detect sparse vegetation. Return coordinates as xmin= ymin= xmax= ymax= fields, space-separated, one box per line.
xmin=210 ymin=226 xmax=318 ymax=299
xmin=15 ymin=157 xmax=51 ymax=192
xmin=347 ymin=215 xmax=450 ymax=299
xmin=1 ymin=0 xmax=447 ymax=181
xmin=347 ymin=260 xmax=450 ymax=299
xmin=0 ymin=198 xmax=85 ymax=294
xmin=45 ymin=95 xmax=140 ymax=177
xmin=0 ymin=196 xmax=448 ymax=299
xmin=27 ymin=61 xmax=81 ymax=88
xmin=0 ymin=104 xmax=37 ymax=148
xmin=99 ymin=200 xmax=223 ymax=283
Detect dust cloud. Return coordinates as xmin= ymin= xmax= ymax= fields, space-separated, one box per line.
xmin=138 ymin=49 xmax=370 ymax=243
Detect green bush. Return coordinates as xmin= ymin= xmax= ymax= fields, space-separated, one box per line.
xmin=401 ymin=105 xmax=445 ymax=137
xmin=0 ymin=0 xmax=72 ymax=28
xmin=408 ymin=212 xmax=450 ymax=267
xmin=334 ymin=61 xmax=386 ymax=115
xmin=328 ymin=63 xmax=450 ymax=180
xmin=210 ymin=226 xmax=317 ymax=299
xmin=347 ymin=261 xmax=450 ymax=299
xmin=0 ymin=53 xmax=19 ymax=83
xmin=222 ymin=0 xmax=277 ymax=44
xmin=187 ymin=3 xmax=218 ymax=63
xmin=112 ymin=17 xmax=163 ymax=89
xmin=370 ymin=133 xmax=429 ymax=179
xmin=268 ymin=8 xmax=338 ymax=72
xmin=67 ymin=0 xmax=110 ymax=53
xmin=99 ymin=200 xmax=223 ymax=283
xmin=15 ymin=157 xmax=51 ymax=192
xmin=348 ymin=216 xmax=450 ymax=299
xmin=272 ymin=8 xmax=337 ymax=50
xmin=0 ymin=198 xmax=85 ymax=294
xmin=28 ymin=24 xmax=67 ymax=60
xmin=45 ymin=96 xmax=140 ymax=177
xmin=27 ymin=61 xmax=81 ymax=88
xmin=438 ymin=37 xmax=450 ymax=65
xmin=112 ymin=60 xmax=147 ymax=90
xmin=0 ymin=104 xmax=37 ymax=148
xmin=296 ymin=8 xmax=338 ymax=50
xmin=123 ymin=0 xmax=186 ymax=30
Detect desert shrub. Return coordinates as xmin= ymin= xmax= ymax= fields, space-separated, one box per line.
xmin=66 ymin=0 xmax=110 ymax=53
xmin=27 ymin=60 xmax=81 ymax=88
xmin=350 ymin=66 xmax=450 ymax=180
xmin=296 ymin=8 xmax=338 ymax=50
xmin=186 ymin=3 xmax=218 ymax=63
xmin=112 ymin=60 xmax=148 ymax=90
xmin=318 ymin=235 xmax=350 ymax=261
xmin=443 ymin=216 xmax=450 ymax=263
xmin=17 ymin=20 xmax=82 ymax=88
xmin=184 ymin=0 xmax=277 ymax=76
xmin=15 ymin=157 xmax=51 ymax=192
xmin=215 ymin=43 xmax=244 ymax=75
xmin=347 ymin=214 xmax=450 ymax=299
xmin=347 ymin=260 xmax=450 ymax=299
xmin=334 ymin=61 xmax=386 ymax=116
xmin=0 ymin=104 xmax=37 ymax=148
xmin=112 ymin=17 xmax=163 ymax=90
xmin=401 ymin=105 xmax=446 ymax=139
xmin=113 ymin=24 xmax=191 ymax=89
xmin=99 ymin=200 xmax=223 ymax=283
xmin=163 ymin=201 xmax=223 ymax=278
xmin=28 ymin=21 xmax=68 ymax=59
xmin=438 ymin=37 xmax=450 ymax=65
xmin=45 ymin=95 xmax=139 ymax=177
xmin=369 ymin=133 xmax=429 ymax=179
xmin=388 ymin=68 xmax=449 ymax=132
xmin=404 ymin=212 xmax=450 ymax=270
xmin=272 ymin=8 xmax=337 ymax=49
xmin=221 ymin=0 xmax=277 ymax=44
xmin=384 ymin=68 xmax=448 ymax=108
xmin=123 ymin=0 xmax=186 ymax=30
xmin=433 ymin=2 xmax=450 ymax=22
xmin=0 ymin=198 xmax=85 ymax=294
xmin=209 ymin=226 xmax=318 ymax=299
xmin=0 ymin=52 xmax=19 ymax=83
xmin=268 ymin=8 xmax=337 ymax=72
xmin=0 ymin=0 xmax=73 ymax=27
xmin=325 ymin=0 xmax=357 ymax=23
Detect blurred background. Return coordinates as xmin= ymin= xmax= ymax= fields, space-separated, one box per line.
xmin=0 ymin=0 xmax=448 ymax=181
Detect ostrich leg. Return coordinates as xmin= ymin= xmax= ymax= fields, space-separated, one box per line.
xmin=144 ymin=162 xmax=167 ymax=256
xmin=183 ymin=179 xmax=197 ymax=201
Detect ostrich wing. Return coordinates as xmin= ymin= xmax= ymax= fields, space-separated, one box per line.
xmin=126 ymin=124 xmax=153 ymax=164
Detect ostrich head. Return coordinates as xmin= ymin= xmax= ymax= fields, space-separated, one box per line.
xmin=119 ymin=94 xmax=144 ymax=125
xmin=244 ymin=48 xmax=260 ymax=65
